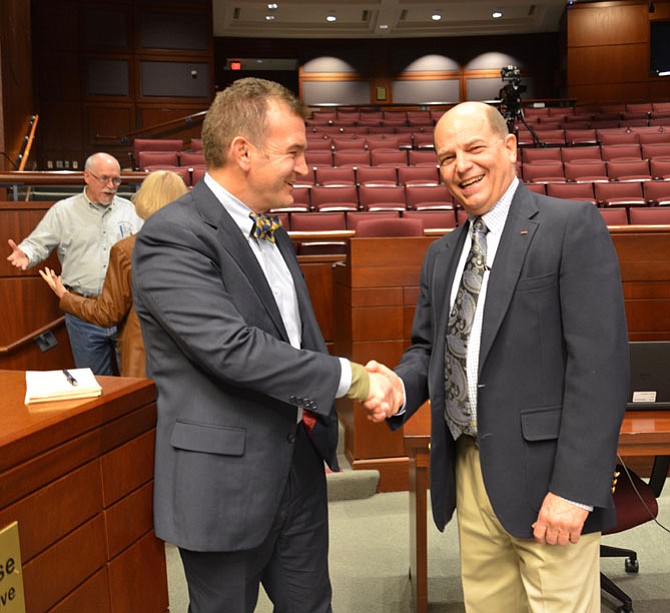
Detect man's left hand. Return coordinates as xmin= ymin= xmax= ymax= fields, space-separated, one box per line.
xmin=532 ymin=492 xmax=589 ymax=546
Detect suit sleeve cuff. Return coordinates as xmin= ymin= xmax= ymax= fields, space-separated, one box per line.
xmin=336 ymin=358 xmax=352 ymax=398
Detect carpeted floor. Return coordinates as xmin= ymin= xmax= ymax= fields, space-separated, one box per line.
xmin=166 ymin=476 xmax=670 ymax=612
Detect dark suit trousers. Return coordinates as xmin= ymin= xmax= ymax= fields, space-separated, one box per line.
xmin=179 ymin=424 xmax=333 ymax=613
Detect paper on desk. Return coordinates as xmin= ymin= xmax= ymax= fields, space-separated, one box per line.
xmin=25 ymin=368 xmax=102 ymax=404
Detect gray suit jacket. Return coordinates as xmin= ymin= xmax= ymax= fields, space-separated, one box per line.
xmin=133 ymin=181 xmax=340 ymax=552
xmin=391 ymin=183 xmax=629 ymax=538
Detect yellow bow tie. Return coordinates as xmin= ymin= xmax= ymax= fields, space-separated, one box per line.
xmin=249 ymin=212 xmax=282 ymax=244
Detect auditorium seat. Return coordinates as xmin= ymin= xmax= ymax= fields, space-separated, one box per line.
xmin=600 ymin=144 xmax=642 ymax=161
xmin=546 ymin=182 xmax=597 ymax=206
xmin=606 ymin=159 xmax=652 ymax=182
xmin=412 ymin=132 xmax=436 ymax=149
xmin=397 ymin=165 xmax=440 ymax=186
xmin=179 ymin=151 xmax=206 ymax=167
xmin=564 ymin=129 xmax=598 ymax=146
xmin=306 ymin=138 xmax=334 ymax=151
xmin=305 ymin=151 xmax=334 ymax=167
xmin=643 ymin=181 xmax=670 ymax=206
xmin=650 ymin=158 xmax=670 ymax=179
xmin=599 ymin=208 xmax=629 ymax=225
xmin=597 ymin=131 xmax=638 ymax=146
xmin=403 ymin=210 xmax=456 ymax=229
xmin=637 ymin=131 xmax=670 ymax=144
xmin=144 ymin=165 xmax=191 ymax=186
xmin=310 ymin=185 xmax=359 ymax=212
xmin=522 ymin=148 xmax=562 ymax=163
xmin=358 ymin=185 xmax=407 ymax=211
xmin=366 ymin=136 xmax=400 ymax=151
xmin=356 ymin=166 xmax=398 ymax=187
xmin=629 ymin=207 xmax=670 ymax=224
xmin=346 ymin=210 xmax=400 ymax=231
xmin=332 ymin=136 xmax=366 ymax=151
xmin=355 ymin=217 xmax=424 ymax=237
xmin=641 ymin=143 xmax=670 ymax=160
xmin=405 ymin=184 xmax=454 ymax=211
xmin=191 ymin=167 xmax=206 ymax=186
xmin=315 ymin=167 xmax=356 ymax=186
xmin=333 ymin=151 xmax=371 ymax=167
xmin=287 ymin=187 xmax=311 ymax=212
xmin=294 ymin=166 xmax=316 ymax=188
xmin=522 ymin=161 xmax=566 ymax=183
xmin=137 ymin=150 xmax=179 ymax=170
xmin=191 ymin=138 xmax=203 ymax=152
xmin=594 ymin=182 xmax=646 ymax=208
xmin=524 ymin=183 xmax=546 ymax=195
xmin=560 ymin=146 xmax=602 ymax=162
xmin=133 ymin=138 xmax=184 ymax=169
xmin=564 ymin=160 xmax=610 ymax=182
xmin=370 ymin=150 xmax=408 ymax=167
xmin=408 ymin=150 xmax=439 ymax=166
xmin=534 ymin=129 xmax=566 ymax=146
xmin=290 ymin=212 xmax=346 ymax=231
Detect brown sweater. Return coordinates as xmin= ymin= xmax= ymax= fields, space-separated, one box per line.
xmin=60 ymin=235 xmax=145 ymax=377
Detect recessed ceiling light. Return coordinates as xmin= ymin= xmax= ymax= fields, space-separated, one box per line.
xmin=492 ymin=10 xmax=503 ymax=18
xmin=267 ymin=3 xmax=278 ymax=9
xmin=379 ymin=24 xmax=389 ymax=30
xmin=431 ymin=13 xmax=442 ymax=21
xmin=265 ymin=14 xmax=275 ymax=21
xmin=326 ymin=14 xmax=337 ymax=22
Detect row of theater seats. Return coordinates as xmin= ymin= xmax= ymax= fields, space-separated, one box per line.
xmin=520 ymin=142 xmax=670 ymax=163
xmin=515 ymin=125 xmax=670 ymax=146
xmin=279 ymin=206 xmax=670 ymax=255
xmin=520 ymin=158 xmax=670 ymax=182
xmin=286 ymin=179 xmax=670 ymax=213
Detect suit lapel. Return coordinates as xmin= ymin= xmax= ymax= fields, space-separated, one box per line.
xmin=479 ymin=185 xmax=539 ymax=371
xmin=191 ymin=181 xmax=290 ymax=342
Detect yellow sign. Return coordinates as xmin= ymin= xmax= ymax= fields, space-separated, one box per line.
xmin=0 ymin=522 xmax=25 ymax=613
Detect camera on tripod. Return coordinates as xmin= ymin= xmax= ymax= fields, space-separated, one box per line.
xmin=499 ymin=65 xmax=527 ymax=121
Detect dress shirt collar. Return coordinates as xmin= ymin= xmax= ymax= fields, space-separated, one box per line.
xmin=467 ymin=176 xmax=518 ymax=238
xmin=203 ymin=172 xmax=258 ymax=238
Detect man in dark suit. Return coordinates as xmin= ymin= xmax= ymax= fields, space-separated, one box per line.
xmin=132 ymin=78 xmax=392 ymax=613
xmin=367 ymin=101 xmax=629 ymax=611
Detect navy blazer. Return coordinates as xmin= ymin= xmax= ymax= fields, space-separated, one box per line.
xmin=133 ymin=180 xmax=340 ymax=552
xmin=391 ymin=183 xmax=629 ymax=538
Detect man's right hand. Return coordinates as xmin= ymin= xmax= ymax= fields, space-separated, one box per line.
xmin=7 ymin=239 xmax=29 ymax=270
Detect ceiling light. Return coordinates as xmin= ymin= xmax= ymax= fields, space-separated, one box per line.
xmin=265 ymin=14 xmax=275 ymax=21
xmin=431 ymin=13 xmax=442 ymax=21
xmin=492 ymin=10 xmax=503 ymax=18
xmin=379 ymin=24 xmax=389 ymax=30
xmin=267 ymin=3 xmax=278 ymax=9
xmin=326 ymin=15 xmax=337 ymax=22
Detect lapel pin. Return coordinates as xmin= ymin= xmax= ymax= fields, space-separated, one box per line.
xmin=520 ymin=230 xmax=528 ymax=235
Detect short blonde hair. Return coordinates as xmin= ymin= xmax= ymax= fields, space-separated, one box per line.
xmin=133 ymin=170 xmax=188 ymax=220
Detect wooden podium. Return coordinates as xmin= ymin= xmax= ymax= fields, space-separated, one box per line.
xmin=0 ymin=371 xmax=168 ymax=613
xmin=333 ymin=236 xmax=435 ymax=491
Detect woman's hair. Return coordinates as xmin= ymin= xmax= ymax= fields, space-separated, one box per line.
xmin=133 ymin=170 xmax=188 ymax=220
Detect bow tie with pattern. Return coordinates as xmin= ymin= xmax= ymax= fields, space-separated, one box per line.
xmin=249 ymin=212 xmax=282 ymax=244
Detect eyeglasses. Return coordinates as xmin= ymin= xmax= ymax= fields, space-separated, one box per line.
xmin=88 ymin=171 xmax=122 ymax=186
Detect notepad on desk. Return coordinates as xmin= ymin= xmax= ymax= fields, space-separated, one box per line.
xmin=25 ymin=368 xmax=102 ymax=404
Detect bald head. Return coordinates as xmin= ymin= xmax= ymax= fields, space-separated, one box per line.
xmin=434 ymin=102 xmax=517 ymax=217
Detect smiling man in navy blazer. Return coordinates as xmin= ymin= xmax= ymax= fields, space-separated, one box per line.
xmin=368 ymin=102 xmax=629 ymax=612
xmin=133 ymin=78 xmax=393 ymax=613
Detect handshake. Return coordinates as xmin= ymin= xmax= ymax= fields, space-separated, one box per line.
xmin=362 ymin=361 xmax=404 ymax=423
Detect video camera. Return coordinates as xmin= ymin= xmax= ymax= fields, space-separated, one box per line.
xmin=498 ymin=65 xmax=527 ymax=122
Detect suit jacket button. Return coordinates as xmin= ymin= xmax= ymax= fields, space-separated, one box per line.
xmin=287 ymin=432 xmax=296 ymax=443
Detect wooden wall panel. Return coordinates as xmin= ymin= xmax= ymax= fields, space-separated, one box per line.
xmin=567 ymin=44 xmax=648 ymax=85
xmin=567 ymin=2 xmax=648 ymax=47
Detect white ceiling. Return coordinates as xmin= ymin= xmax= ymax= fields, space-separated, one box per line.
xmin=213 ymin=0 xmax=571 ymax=39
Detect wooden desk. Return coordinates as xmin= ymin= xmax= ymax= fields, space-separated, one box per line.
xmin=0 ymin=370 xmax=168 ymax=612
xmin=403 ymin=405 xmax=670 ymax=613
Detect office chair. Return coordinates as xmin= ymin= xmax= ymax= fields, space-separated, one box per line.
xmin=601 ymin=456 xmax=669 ymax=613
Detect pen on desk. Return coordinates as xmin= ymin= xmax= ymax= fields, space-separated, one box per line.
xmin=119 ymin=224 xmax=124 ymax=238
xmin=63 ymin=369 xmax=78 ymax=386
